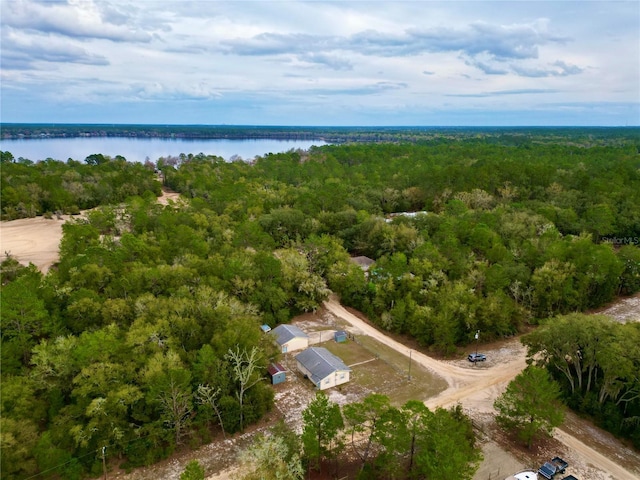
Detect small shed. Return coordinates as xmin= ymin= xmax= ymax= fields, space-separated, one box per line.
xmin=350 ymin=256 xmax=375 ymax=272
xmin=268 ymin=363 xmax=286 ymax=385
xmin=270 ymin=324 xmax=309 ymax=353
xmin=334 ymin=331 xmax=348 ymax=343
xmin=295 ymin=347 xmax=351 ymax=390
xmin=260 ymin=324 xmax=272 ymax=333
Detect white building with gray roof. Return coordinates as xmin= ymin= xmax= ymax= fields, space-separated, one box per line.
xmin=270 ymin=324 xmax=309 ymax=353
xmin=295 ymin=347 xmax=351 ymax=390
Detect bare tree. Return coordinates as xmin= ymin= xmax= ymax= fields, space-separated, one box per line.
xmin=157 ymin=370 xmax=193 ymax=445
xmin=226 ymin=346 xmax=264 ymax=431
xmin=196 ymin=384 xmax=226 ymax=439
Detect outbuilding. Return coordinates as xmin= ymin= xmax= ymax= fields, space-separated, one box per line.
xmin=334 ymin=330 xmax=348 ymax=343
xmin=270 ymin=324 xmax=309 ymax=353
xmin=295 ymin=347 xmax=351 ymax=390
xmin=268 ymin=363 xmax=286 ymax=385
xmin=350 ymin=256 xmax=375 ymax=273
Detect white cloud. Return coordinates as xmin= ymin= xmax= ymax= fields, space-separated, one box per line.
xmin=0 ymin=0 xmax=638 ymax=125
xmin=1 ymin=0 xmax=156 ymax=42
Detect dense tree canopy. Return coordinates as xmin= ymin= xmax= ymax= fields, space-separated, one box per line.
xmin=1 ymin=132 xmax=639 ymax=477
xmin=248 ymin=393 xmax=481 ymax=480
xmin=523 ymin=314 xmax=640 ymax=448
xmin=1 ymin=154 xmax=161 ymax=219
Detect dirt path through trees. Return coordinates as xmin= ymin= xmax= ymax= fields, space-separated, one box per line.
xmin=324 ymin=297 xmax=528 ymax=413
xmin=323 ymin=296 xmax=640 ymax=480
xmin=2 ymin=208 xmax=638 ymax=480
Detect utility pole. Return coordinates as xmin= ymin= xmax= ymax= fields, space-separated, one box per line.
xmin=408 ymin=349 xmax=412 ymax=381
xmin=102 ymin=446 xmax=107 ymax=480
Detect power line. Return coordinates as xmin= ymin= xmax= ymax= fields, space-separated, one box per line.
xmin=22 ymin=430 xmax=158 ymax=480
xmin=23 ymin=448 xmax=99 ymax=480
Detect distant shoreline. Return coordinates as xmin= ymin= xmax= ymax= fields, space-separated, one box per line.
xmin=2 ymin=123 xmax=638 ymax=143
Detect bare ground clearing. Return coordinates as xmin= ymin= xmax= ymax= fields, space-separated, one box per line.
xmin=0 ymin=186 xmax=181 ymax=272
xmin=1 ymin=214 xmax=73 ymax=273
xmin=591 ymin=292 xmax=640 ymax=323
xmin=1 ymin=202 xmax=638 ymax=479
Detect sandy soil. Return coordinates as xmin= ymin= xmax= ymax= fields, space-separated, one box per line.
xmin=0 ymin=186 xmax=180 ymax=272
xmin=1 ymin=199 xmax=638 ymax=480
xmin=0 ymin=215 xmax=71 ymax=273
xmin=157 ymin=186 xmax=182 ymax=205
xmin=592 ymin=293 xmax=640 ymax=323
xmin=322 ymin=297 xmax=640 ymax=480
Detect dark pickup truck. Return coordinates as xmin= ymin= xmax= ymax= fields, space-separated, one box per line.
xmin=538 ymin=457 xmax=568 ymax=479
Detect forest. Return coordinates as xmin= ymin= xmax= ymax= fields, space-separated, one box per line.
xmin=238 ymin=392 xmax=480 ymax=480
xmin=1 ymin=130 xmax=640 ymax=478
xmin=2 ymin=123 xmax=639 ymax=144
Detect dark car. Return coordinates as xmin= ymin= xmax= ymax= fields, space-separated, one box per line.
xmin=468 ymin=353 xmax=486 ymax=362
xmin=561 ymin=476 xmax=579 ymax=480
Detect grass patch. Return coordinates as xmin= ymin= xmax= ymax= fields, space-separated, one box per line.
xmin=321 ymin=337 xmax=447 ymax=405
xmin=320 ymin=338 xmax=374 ymax=366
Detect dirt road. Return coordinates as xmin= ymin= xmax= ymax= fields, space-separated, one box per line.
xmin=2 ymin=204 xmax=638 ymax=480
xmin=323 ymin=297 xmax=527 ymax=413
xmin=323 ymin=296 xmax=640 ymax=480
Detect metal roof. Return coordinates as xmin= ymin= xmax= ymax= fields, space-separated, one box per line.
xmin=350 ymin=256 xmax=375 ymax=270
xmin=295 ymin=347 xmax=351 ymax=384
xmin=267 ymin=363 xmax=286 ymax=375
xmin=270 ymin=324 xmax=309 ymax=346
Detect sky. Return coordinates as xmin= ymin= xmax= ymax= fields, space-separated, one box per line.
xmin=1 ymin=0 xmax=639 ymax=126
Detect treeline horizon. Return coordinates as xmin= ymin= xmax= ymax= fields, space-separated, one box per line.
xmin=1 ymin=135 xmax=640 ymax=478
xmin=2 ymin=123 xmax=639 ymax=145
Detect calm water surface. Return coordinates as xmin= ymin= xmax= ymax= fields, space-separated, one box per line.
xmin=0 ymin=137 xmax=327 ymax=162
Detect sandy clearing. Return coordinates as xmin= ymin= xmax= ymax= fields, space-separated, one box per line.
xmin=0 ymin=215 xmax=70 ymax=273
xmin=0 ymin=186 xmax=181 ymax=273
xmin=593 ymin=293 xmax=640 ymax=323
xmin=554 ymin=429 xmax=636 ymax=480
xmin=157 ymin=187 xmax=182 ymax=206
xmin=2 ymin=201 xmax=638 ymax=480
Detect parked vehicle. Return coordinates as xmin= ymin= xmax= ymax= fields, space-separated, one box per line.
xmin=561 ymin=476 xmax=579 ymax=480
xmin=468 ymin=353 xmax=486 ymax=362
xmin=538 ymin=457 xmax=568 ymax=479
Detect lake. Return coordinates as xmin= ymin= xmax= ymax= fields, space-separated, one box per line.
xmin=0 ymin=137 xmax=327 ymax=163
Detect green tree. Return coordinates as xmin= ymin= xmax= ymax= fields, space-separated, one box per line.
xmin=180 ymin=460 xmax=205 ymax=480
xmin=0 ymin=417 xmax=40 ymax=479
xmin=531 ymin=259 xmax=576 ymax=318
xmin=411 ymin=405 xmax=480 ymax=480
xmin=143 ymin=351 xmax=194 ymax=446
xmin=343 ymin=393 xmax=396 ymax=472
xmin=0 ymin=272 xmax=48 ymax=366
xmin=494 ymin=366 xmax=565 ymax=448
xmin=241 ymin=434 xmax=304 ymax=480
xmin=277 ymin=247 xmax=331 ymax=312
xmin=617 ymin=245 xmax=640 ymax=295
xmin=524 ymin=313 xmax=615 ymax=396
xmin=196 ymin=384 xmax=226 ymax=439
xmin=301 ymin=391 xmax=344 ymax=472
